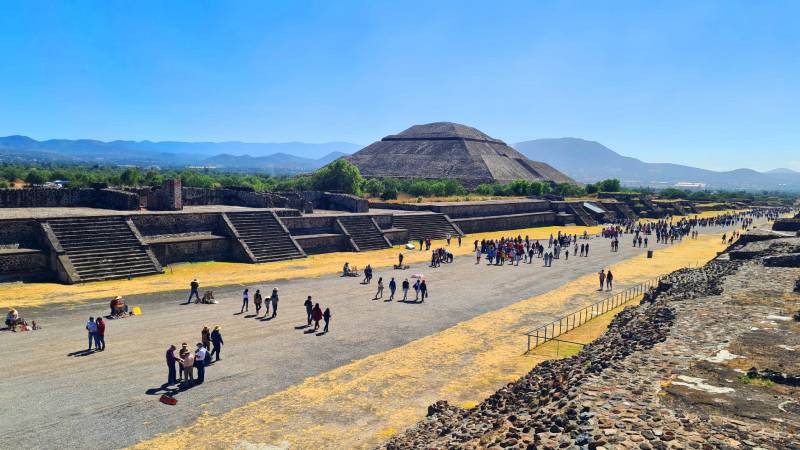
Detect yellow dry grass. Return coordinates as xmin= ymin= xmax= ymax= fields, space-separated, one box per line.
xmin=1 ymin=224 xmax=603 ymax=310
xmin=131 ymin=232 xmax=728 ymax=450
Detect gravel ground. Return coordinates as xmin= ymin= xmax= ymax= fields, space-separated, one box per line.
xmin=0 ymin=223 xmax=745 ymax=449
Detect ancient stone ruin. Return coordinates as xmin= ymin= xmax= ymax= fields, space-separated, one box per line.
xmin=346 ymin=122 xmax=575 ymax=187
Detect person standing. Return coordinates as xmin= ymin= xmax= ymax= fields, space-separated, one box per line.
xmin=374 ymin=277 xmax=384 ymax=299
xmin=413 ymin=279 xmax=421 ymax=301
xmin=363 ymin=264 xmax=373 ymax=284
xmin=458 ymin=235 xmax=462 ymax=247
xmin=194 ymin=343 xmax=207 ymax=385
xmin=475 ymin=249 xmax=481 ymax=264
xmin=322 ymin=307 xmax=331 ymax=332
xmin=311 ymin=303 xmax=323 ymax=331
xmin=419 ymin=280 xmax=428 ymax=301
xmin=94 ymin=317 xmax=106 ymax=351
xmin=210 ymin=326 xmax=223 ymax=362
xmin=402 ymin=279 xmax=410 ymax=301
xmin=240 ymin=288 xmax=249 ymax=313
xmin=585 ymin=243 xmax=590 ymax=257
xmin=304 ymin=296 xmax=314 ymax=326
xmin=201 ymin=326 xmax=212 ymax=364
xmin=598 ymin=269 xmax=606 ymax=291
xmin=254 ymin=289 xmax=263 ymax=316
xmin=166 ymin=345 xmax=179 ymax=385
xmin=86 ymin=317 xmax=97 ymax=351
xmin=270 ymin=288 xmax=279 ymax=318
xmin=388 ymin=278 xmax=396 ymax=301
xmin=606 ymin=270 xmax=614 ymax=290
xmin=187 ymin=279 xmax=201 ymax=303
xmin=398 ymin=253 xmax=404 ymax=267
xmin=180 ymin=343 xmax=194 ymax=386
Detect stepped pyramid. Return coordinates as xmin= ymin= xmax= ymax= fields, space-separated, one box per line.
xmin=346 ymin=122 xmax=575 ymax=187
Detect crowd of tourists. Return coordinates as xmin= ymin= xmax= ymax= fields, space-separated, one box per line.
xmin=164 ymin=324 xmax=224 ymax=387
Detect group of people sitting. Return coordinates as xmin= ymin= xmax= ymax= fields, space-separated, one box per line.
xmin=5 ymin=308 xmax=39 ymax=332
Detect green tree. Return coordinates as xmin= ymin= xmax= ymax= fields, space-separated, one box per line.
xmin=363 ymin=178 xmax=385 ymax=197
xmin=311 ymin=159 xmax=363 ymax=194
xmin=596 ymin=179 xmax=621 ymax=192
xmin=119 ymin=167 xmax=142 ymax=186
xmin=0 ymin=179 xmax=9 ymax=189
xmin=25 ymin=169 xmax=47 ymax=185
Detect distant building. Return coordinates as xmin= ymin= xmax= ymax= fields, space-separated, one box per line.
xmin=674 ymin=182 xmax=707 ymax=189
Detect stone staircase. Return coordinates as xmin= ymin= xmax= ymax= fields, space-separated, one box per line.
xmin=671 ymin=202 xmax=688 ymax=216
xmin=226 ymin=211 xmax=305 ymax=263
xmin=46 ymin=217 xmax=162 ymax=282
xmin=392 ymin=214 xmax=462 ymax=240
xmin=611 ymin=202 xmax=638 ymax=221
xmin=338 ymin=216 xmax=391 ymax=251
xmin=568 ymin=203 xmax=597 ymax=226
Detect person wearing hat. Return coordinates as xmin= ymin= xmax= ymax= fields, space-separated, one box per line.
xmin=269 ymin=288 xmax=279 ymax=318
xmin=194 ymin=342 xmax=207 ymax=384
xmin=210 ymin=326 xmax=224 ymax=362
xmin=110 ymin=296 xmax=128 ymax=317
xmin=179 ymin=343 xmax=194 ymax=385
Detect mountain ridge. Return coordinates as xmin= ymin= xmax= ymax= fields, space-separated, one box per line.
xmin=513 ymin=137 xmax=800 ymax=190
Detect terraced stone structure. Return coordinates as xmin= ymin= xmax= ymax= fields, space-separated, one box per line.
xmin=346 ymin=122 xmax=575 ymax=188
xmin=383 ymin=231 xmax=800 ymax=449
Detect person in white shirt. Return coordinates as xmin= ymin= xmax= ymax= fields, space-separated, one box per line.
xmin=86 ymin=317 xmax=97 ymax=351
xmin=194 ymin=343 xmax=207 ymax=384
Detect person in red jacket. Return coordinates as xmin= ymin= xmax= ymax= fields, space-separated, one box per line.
xmin=94 ymin=317 xmax=106 ymax=351
xmin=311 ymin=303 xmax=323 ymax=331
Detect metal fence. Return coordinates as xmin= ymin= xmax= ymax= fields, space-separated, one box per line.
xmin=524 ymin=275 xmax=664 ymax=353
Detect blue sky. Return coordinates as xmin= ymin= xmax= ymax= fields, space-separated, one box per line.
xmin=0 ymin=0 xmax=798 ymax=171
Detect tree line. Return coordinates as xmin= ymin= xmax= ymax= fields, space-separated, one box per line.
xmin=0 ymin=160 xmax=793 ymax=204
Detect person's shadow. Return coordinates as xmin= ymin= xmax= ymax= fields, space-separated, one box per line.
xmin=260 ymin=316 xmax=274 ymax=322
xmin=316 ymin=331 xmax=328 ymax=336
xmin=145 ymin=382 xmax=191 ymax=396
xmin=67 ymin=349 xmax=95 ymax=357
xmin=244 ymin=314 xmax=257 ymax=318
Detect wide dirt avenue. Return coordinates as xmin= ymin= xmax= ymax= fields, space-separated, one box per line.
xmin=0 ymin=220 xmax=752 ymax=449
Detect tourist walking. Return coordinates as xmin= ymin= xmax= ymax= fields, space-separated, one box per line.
xmin=254 ymin=289 xmax=263 ymax=316
xmin=475 ymin=249 xmax=481 ymax=264
xmin=194 ymin=343 xmax=207 ymax=385
xmin=402 ymin=279 xmax=410 ymax=301
xmin=311 ymin=303 xmax=323 ymax=331
xmin=210 ymin=326 xmax=223 ymax=362
xmin=374 ymin=277 xmax=384 ymax=299
xmin=419 ymin=280 xmax=428 ymax=301
xmin=585 ymin=243 xmax=590 ymax=257
xmin=606 ymin=270 xmax=614 ymax=290
xmin=413 ymin=279 xmax=421 ymax=300
xmin=94 ymin=317 xmax=106 ymax=351
xmin=269 ymin=288 xmax=279 ymax=318
xmin=240 ymin=288 xmax=249 ymax=313
xmin=363 ymin=264 xmax=373 ymax=284
xmin=388 ymin=278 xmax=396 ymax=301
xmin=304 ymin=296 xmax=314 ymax=326
xmin=398 ymin=253 xmax=404 ymax=267
xmin=187 ymin=279 xmax=201 ymax=303
xmin=166 ymin=344 xmax=179 ymax=385
xmin=86 ymin=317 xmax=97 ymax=351
xmin=323 ymin=307 xmax=331 ymax=332
xmin=598 ymin=269 xmax=606 ymax=291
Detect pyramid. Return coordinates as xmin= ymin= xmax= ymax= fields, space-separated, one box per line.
xmin=346 ymin=122 xmax=575 ymax=187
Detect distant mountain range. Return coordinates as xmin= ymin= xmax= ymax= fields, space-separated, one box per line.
xmin=0 ymin=135 xmax=360 ymax=173
xmin=514 ymin=138 xmax=800 ymax=191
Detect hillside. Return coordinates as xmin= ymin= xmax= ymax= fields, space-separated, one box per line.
xmin=0 ymin=135 xmax=358 ymax=173
xmin=514 ymin=138 xmax=800 ymax=190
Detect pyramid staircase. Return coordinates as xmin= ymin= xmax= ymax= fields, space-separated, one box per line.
xmin=338 ymin=216 xmax=392 ymax=251
xmin=610 ymin=202 xmax=638 ymax=221
xmin=226 ymin=211 xmax=305 ymax=263
xmin=568 ymin=203 xmax=597 ymax=226
xmin=45 ymin=216 xmax=162 ymax=283
xmin=392 ymin=214 xmax=462 ymax=240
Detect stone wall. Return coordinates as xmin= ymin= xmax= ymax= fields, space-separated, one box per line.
xmin=131 ymin=213 xmax=222 ymax=236
xmin=300 ymin=191 xmax=368 ymax=213
xmin=149 ymin=237 xmax=232 ymax=265
xmin=370 ymin=199 xmax=551 ymax=219
xmin=281 ymin=216 xmax=339 ymax=236
xmin=0 ymin=219 xmax=41 ymax=248
xmin=0 ymin=249 xmax=49 ymax=281
xmin=0 ymin=188 xmax=140 ymax=210
xmin=452 ymin=211 xmax=556 ymax=233
xmin=181 ymin=188 xmax=290 ymax=209
xmin=773 ymin=218 xmax=800 ymax=232
xmin=293 ymin=234 xmax=352 ymax=254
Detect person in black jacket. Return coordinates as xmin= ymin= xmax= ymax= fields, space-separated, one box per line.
xmin=210 ymin=326 xmax=223 ymax=362
xmin=304 ymin=296 xmax=313 ymax=326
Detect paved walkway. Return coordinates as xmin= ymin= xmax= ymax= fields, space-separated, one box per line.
xmin=0 ymin=223 xmax=748 ymax=449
